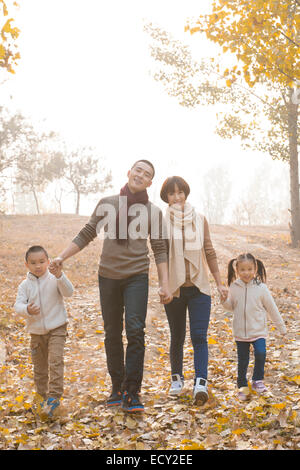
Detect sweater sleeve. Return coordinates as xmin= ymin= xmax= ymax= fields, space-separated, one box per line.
xmin=56 ymin=272 xmax=74 ymax=297
xmin=203 ymin=217 xmax=219 ymax=274
xmin=262 ymin=285 xmax=287 ymax=334
xmin=14 ymin=281 xmax=30 ymax=318
xmin=72 ymin=198 xmax=108 ymax=250
xmin=149 ymin=206 xmax=168 ymax=265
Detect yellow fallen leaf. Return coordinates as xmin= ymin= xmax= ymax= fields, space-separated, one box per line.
xmin=15 ymin=395 xmax=24 ymax=403
xmin=271 ymin=403 xmax=286 ymax=410
xmin=232 ymin=428 xmax=246 ymax=435
xmin=208 ymin=337 xmax=217 ymax=344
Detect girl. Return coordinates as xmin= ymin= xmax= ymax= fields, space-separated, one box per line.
xmin=222 ymin=253 xmax=286 ymax=401
xmin=160 ymin=176 xmax=228 ymax=404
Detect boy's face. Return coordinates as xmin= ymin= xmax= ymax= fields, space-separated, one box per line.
xmin=26 ymin=251 xmax=50 ymax=278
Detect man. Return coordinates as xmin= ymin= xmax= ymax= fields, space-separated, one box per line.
xmin=51 ymin=160 xmax=172 ymax=412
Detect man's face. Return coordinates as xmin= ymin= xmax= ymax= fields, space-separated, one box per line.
xmin=127 ymin=161 xmax=153 ymax=193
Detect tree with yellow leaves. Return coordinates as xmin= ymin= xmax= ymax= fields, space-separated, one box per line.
xmin=184 ymin=0 xmax=300 ymax=247
xmin=0 ymin=0 xmax=20 ymax=74
xmin=186 ymin=0 xmax=299 ymax=88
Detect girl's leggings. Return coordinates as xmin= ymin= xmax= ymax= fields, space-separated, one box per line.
xmin=236 ymin=338 xmax=266 ymax=388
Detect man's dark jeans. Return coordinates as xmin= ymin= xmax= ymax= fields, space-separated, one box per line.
xmin=98 ymin=273 xmax=148 ymax=393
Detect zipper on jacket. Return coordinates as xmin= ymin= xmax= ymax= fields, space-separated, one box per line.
xmin=244 ymin=285 xmax=248 ymax=337
xmin=37 ymin=278 xmax=47 ymax=333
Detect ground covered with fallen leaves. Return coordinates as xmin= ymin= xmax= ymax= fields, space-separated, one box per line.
xmin=0 ymin=214 xmax=299 ymax=450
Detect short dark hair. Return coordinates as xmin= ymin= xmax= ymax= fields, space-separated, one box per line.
xmin=131 ymin=159 xmax=155 ymax=178
xmin=160 ymin=176 xmax=190 ymax=203
xmin=25 ymin=245 xmax=49 ymax=262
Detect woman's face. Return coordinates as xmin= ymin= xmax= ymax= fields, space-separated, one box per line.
xmin=167 ymin=184 xmax=186 ymax=208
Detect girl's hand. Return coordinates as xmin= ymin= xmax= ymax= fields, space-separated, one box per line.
xmin=27 ymin=303 xmax=40 ymax=315
xmin=217 ymin=285 xmax=228 ymax=302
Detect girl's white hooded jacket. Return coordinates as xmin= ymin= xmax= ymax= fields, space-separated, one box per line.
xmin=222 ymin=279 xmax=286 ymax=340
xmin=14 ymin=270 xmax=74 ymax=335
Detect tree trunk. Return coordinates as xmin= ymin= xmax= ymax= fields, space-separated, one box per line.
xmin=287 ymin=89 xmax=300 ymax=248
xmin=75 ymin=190 xmax=80 ymax=215
xmin=32 ymin=186 xmax=40 ymax=215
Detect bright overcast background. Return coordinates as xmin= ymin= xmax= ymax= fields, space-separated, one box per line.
xmin=1 ymin=0 xmax=289 ymax=219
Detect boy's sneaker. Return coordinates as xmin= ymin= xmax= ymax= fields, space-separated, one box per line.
xmin=121 ymin=390 xmax=144 ymax=413
xmin=237 ymin=386 xmax=251 ymax=401
xmin=252 ymin=380 xmax=268 ymax=394
xmin=169 ymin=374 xmax=184 ymax=396
xmin=106 ymin=389 xmax=122 ymax=407
xmin=193 ymin=378 xmax=208 ymax=405
xmin=41 ymin=397 xmax=60 ymax=418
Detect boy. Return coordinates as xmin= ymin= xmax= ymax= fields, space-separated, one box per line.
xmin=14 ymin=245 xmax=74 ymax=417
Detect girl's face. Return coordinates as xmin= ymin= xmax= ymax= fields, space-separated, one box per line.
xmin=236 ymin=260 xmax=256 ymax=284
xmin=167 ymin=184 xmax=186 ymax=209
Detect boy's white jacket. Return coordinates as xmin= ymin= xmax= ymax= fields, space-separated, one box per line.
xmin=14 ymin=270 xmax=74 ymax=334
xmin=222 ymin=279 xmax=286 ymax=339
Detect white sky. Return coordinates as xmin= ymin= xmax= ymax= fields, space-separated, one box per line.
xmin=1 ymin=0 xmax=289 ymax=216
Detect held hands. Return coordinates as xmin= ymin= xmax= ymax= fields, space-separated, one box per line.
xmin=217 ymin=285 xmax=228 ymax=302
xmin=27 ymin=302 xmax=40 ymax=315
xmin=49 ymin=257 xmax=63 ymax=278
xmin=158 ymin=287 xmax=173 ymax=305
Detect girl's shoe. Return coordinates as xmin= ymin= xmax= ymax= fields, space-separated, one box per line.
xmin=252 ymin=380 xmax=268 ymax=394
xmin=193 ymin=378 xmax=208 ymax=405
xmin=169 ymin=374 xmax=184 ymax=396
xmin=237 ymin=386 xmax=250 ymax=401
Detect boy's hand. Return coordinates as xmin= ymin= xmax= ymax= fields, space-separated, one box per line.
xmin=49 ymin=262 xmax=62 ymax=278
xmin=27 ymin=303 xmax=40 ymax=315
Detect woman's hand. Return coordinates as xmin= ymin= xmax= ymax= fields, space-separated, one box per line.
xmin=158 ymin=287 xmax=173 ymax=305
xmin=217 ymin=285 xmax=228 ymax=302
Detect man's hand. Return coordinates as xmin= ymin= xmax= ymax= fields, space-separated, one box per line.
xmin=158 ymin=287 xmax=173 ymax=305
xmin=50 ymin=257 xmax=64 ymax=268
xmin=27 ymin=303 xmax=40 ymax=315
xmin=217 ymin=285 xmax=228 ymax=302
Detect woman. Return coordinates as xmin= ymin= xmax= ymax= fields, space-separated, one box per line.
xmin=160 ymin=176 xmax=227 ymax=404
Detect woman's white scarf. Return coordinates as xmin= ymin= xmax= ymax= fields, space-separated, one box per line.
xmin=165 ymin=202 xmax=210 ymax=297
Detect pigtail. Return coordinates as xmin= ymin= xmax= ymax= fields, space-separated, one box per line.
xmin=255 ymin=259 xmax=266 ymax=284
xmin=227 ymin=258 xmax=237 ymax=286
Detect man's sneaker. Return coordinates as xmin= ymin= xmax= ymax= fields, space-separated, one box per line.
xmin=193 ymin=378 xmax=208 ymax=405
xmin=121 ymin=391 xmax=144 ymax=413
xmin=106 ymin=389 xmax=122 ymax=407
xmin=169 ymin=374 xmax=184 ymax=396
xmin=237 ymin=386 xmax=251 ymax=401
xmin=252 ymin=380 xmax=268 ymax=394
xmin=41 ymin=397 xmax=60 ymax=418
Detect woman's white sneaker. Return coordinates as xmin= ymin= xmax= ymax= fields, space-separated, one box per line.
xmin=169 ymin=374 xmax=184 ymax=396
xmin=193 ymin=378 xmax=208 ymax=405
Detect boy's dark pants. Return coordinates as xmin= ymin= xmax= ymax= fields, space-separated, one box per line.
xmin=98 ymin=273 xmax=149 ymax=393
xmin=30 ymin=324 xmax=67 ymax=399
